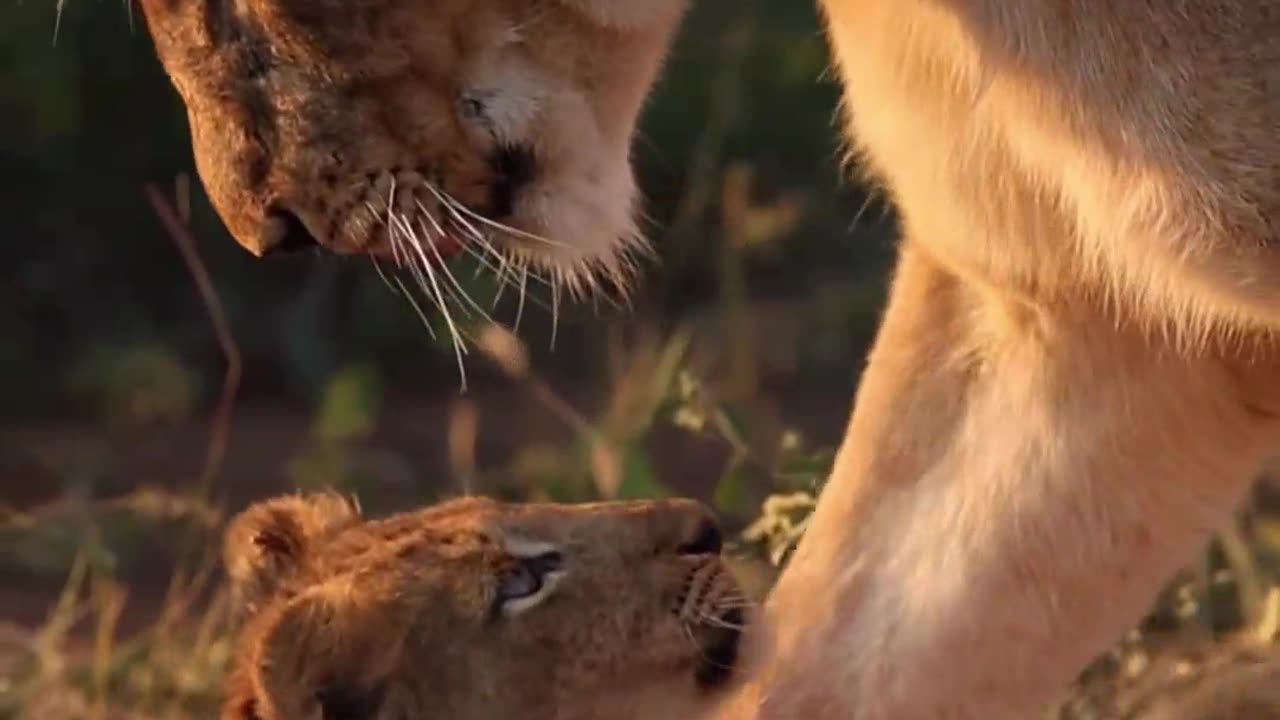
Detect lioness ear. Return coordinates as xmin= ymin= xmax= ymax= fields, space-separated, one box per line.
xmin=248 ymin=585 xmax=398 ymax=720
xmin=223 ymin=492 xmax=361 ymax=615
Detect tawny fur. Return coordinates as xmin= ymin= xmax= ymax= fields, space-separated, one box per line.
xmin=137 ymin=0 xmax=687 ymax=291
xmin=136 ymin=0 xmax=1280 ymax=717
xmin=220 ymin=492 xmax=747 ymax=720
xmin=714 ymin=4 xmax=1280 ymax=719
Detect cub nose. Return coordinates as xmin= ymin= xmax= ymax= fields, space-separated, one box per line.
xmin=677 ymin=514 xmax=724 ymax=556
xmin=261 ymin=206 xmax=319 ymax=257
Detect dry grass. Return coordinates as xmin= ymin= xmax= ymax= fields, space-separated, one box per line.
xmin=9 ymin=52 xmax=1280 ymax=720
xmin=11 ymin=192 xmax=1280 ymax=720
xmin=1 ymin=492 xmax=233 ymax=720
xmin=9 ymin=480 xmax=1280 ymax=719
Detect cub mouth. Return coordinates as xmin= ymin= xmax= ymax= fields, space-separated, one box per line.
xmin=694 ymin=605 xmax=745 ymax=690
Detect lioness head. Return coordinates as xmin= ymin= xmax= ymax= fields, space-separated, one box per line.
xmin=220 ymin=492 xmax=749 ymax=720
xmin=137 ymin=0 xmax=688 ymax=288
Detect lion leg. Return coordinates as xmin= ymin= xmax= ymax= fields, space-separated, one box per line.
xmin=725 ymin=244 xmax=1280 ymax=719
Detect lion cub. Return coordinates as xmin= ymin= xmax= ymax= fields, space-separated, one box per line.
xmin=219 ymin=492 xmax=748 ymax=720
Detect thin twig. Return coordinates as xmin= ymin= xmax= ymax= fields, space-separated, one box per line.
xmin=665 ymin=13 xmax=755 ymax=245
xmin=143 ymin=182 xmax=242 ymax=495
xmin=0 ymin=486 xmax=223 ymax=532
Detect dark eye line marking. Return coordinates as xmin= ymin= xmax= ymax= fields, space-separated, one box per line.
xmin=525 ymin=549 xmax=564 ymax=576
xmin=487 ymin=549 xmax=566 ymax=622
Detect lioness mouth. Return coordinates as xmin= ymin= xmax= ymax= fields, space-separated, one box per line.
xmin=695 ymin=606 xmax=744 ymax=690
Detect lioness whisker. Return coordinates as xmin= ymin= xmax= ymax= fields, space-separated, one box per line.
xmin=428 ymin=198 xmax=559 ymax=320
xmin=390 ymin=211 xmax=470 ymax=389
xmin=385 ymin=174 xmax=400 ymax=237
xmin=416 ymin=217 xmax=496 ymax=325
xmin=474 ymin=246 xmax=555 ymax=321
xmin=403 ymin=215 xmax=475 ymax=319
xmin=424 ymin=181 xmax=568 ymax=249
xmin=459 ymin=225 xmax=523 ymax=293
xmin=549 ymin=279 xmax=560 ymax=351
xmin=416 ymin=198 xmax=514 ymax=288
xmin=368 ymin=254 xmax=400 ymax=296
xmin=467 ymin=230 xmax=555 ymax=293
xmin=489 ymin=247 xmax=511 ymax=308
xmin=388 ymin=212 xmax=432 ymax=293
xmin=401 ymin=216 xmax=473 ymax=325
xmin=515 ymin=262 xmax=530 ymax=333
xmin=450 ymin=227 xmax=562 ymax=333
xmin=421 ymin=265 xmax=470 ymax=392
xmin=364 ymin=200 xmax=404 ymax=268
xmin=385 ymin=220 xmax=442 ymax=342
xmin=374 ymin=181 xmax=629 ymax=375
xmin=392 ymin=273 xmax=441 ymax=342
xmin=433 ymin=193 xmax=486 ymax=242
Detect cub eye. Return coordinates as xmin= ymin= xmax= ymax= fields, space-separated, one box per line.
xmin=496 ymin=550 xmax=565 ymax=616
xmin=498 ymin=562 xmax=541 ymax=600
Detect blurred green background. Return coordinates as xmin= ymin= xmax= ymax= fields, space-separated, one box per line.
xmin=0 ymin=0 xmax=888 ymax=511
xmin=5 ymin=1 xmax=1280 ymax=718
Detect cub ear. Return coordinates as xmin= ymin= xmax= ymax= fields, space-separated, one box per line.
xmin=223 ymin=492 xmax=361 ymax=615
xmin=240 ymin=585 xmax=397 ymax=720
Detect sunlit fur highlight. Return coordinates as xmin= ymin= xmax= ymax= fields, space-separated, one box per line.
xmin=134 ymin=0 xmax=1280 ymax=717
xmin=135 ymin=0 xmax=684 ymax=381
xmin=221 ymin=493 xmax=751 ymax=720
xmin=711 ymin=3 xmax=1280 ymax=719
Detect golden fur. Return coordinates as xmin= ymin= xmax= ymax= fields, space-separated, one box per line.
xmin=219 ymin=492 xmax=747 ymax=720
xmin=137 ymin=0 xmax=686 ymax=291
xmin=718 ymin=4 xmax=1280 ymax=718
xmin=136 ymin=0 xmax=1280 ymax=717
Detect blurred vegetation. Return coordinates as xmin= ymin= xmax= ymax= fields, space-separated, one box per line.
xmin=4 ymin=0 xmax=1280 ymax=718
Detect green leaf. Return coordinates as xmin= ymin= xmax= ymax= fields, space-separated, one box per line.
xmin=312 ymin=363 xmax=383 ymax=442
xmin=713 ymin=458 xmax=752 ymax=518
xmin=64 ymin=341 xmax=198 ymax=427
xmin=614 ymin=446 xmax=670 ymax=500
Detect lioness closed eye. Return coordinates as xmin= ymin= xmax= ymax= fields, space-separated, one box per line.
xmin=220 ymin=493 xmax=748 ymax=720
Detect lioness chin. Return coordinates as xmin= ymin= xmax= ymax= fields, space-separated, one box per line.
xmin=137 ymin=0 xmax=1280 ymax=718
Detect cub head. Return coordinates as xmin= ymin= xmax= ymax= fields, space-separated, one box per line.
xmin=136 ymin=0 xmax=688 ymax=290
xmin=220 ymin=492 xmax=751 ymax=720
